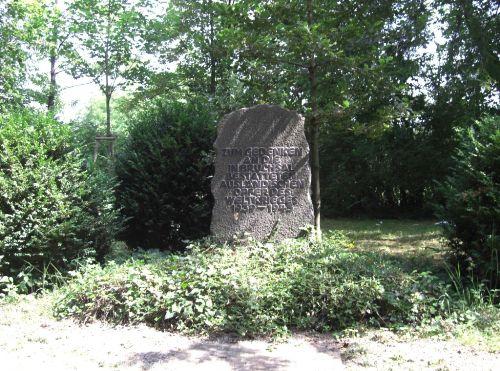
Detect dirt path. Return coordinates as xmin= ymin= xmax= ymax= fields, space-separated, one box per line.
xmin=2 ymin=295 xmax=498 ymax=370
xmin=340 ymin=328 xmax=499 ymax=370
xmin=0 ymin=295 xmax=344 ymax=370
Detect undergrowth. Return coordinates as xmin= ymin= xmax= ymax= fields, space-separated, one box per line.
xmin=53 ymin=233 xmax=465 ymax=337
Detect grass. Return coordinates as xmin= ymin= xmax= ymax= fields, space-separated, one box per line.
xmin=322 ymin=218 xmax=446 ymax=272
xmin=323 ymin=218 xmax=499 ymax=353
xmin=3 ymin=218 xmax=498 ymax=354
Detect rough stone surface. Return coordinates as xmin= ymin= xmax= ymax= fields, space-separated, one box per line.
xmin=211 ymin=104 xmax=314 ymax=242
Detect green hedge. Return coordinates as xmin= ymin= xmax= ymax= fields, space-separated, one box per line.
xmin=116 ymin=100 xmax=216 ymax=250
xmin=0 ymin=110 xmax=120 ymax=292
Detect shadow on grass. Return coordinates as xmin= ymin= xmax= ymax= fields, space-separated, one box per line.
xmin=322 ymin=219 xmax=448 ymax=275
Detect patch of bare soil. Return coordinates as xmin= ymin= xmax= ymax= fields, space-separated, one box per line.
xmin=0 ymin=295 xmax=343 ymax=370
xmin=340 ymin=328 xmax=499 ymax=371
xmin=2 ymin=295 xmax=498 ymax=371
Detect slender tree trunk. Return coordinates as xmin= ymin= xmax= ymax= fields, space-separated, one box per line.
xmin=105 ymin=0 xmax=112 ymax=138
xmin=47 ymin=1 xmax=58 ymax=112
xmin=209 ymin=0 xmax=216 ymax=96
xmin=47 ymin=52 xmax=57 ymax=111
xmin=310 ymin=117 xmax=321 ymax=238
xmin=105 ymin=91 xmax=111 ymax=136
xmin=102 ymin=0 xmax=113 ymax=159
xmin=307 ymin=0 xmax=321 ymax=240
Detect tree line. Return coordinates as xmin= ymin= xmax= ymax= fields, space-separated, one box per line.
xmin=1 ymin=0 xmax=498 ymax=222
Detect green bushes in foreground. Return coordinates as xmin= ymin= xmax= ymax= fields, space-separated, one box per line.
xmin=54 ymin=234 xmax=452 ymax=336
xmin=0 ymin=110 xmax=120 ymax=292
xmin=436 ymin=115 xmax=499 ymax=289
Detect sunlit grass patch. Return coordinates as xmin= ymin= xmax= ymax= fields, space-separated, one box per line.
xmin=322 ymin=219 xmax=446 ymax=271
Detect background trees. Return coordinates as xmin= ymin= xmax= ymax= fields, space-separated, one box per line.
xmin=228 ymin=0 xmax=429 ymax=233
xmin=68 ymin=0 xmax=150 ymax=139
xmin=0 ymin=0 xmax=498 ymax=287
xmin=0 ymin=0 xmax=39 ymax=109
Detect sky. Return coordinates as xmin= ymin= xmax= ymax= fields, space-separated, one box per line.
xmin=58 ymin=76 xmax=101 ymax=122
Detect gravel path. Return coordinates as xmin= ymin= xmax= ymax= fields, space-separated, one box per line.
xmin=0 ymin=295 xmax=344 ymax=370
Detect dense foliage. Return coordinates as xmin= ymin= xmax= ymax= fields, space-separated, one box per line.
xmin=0 ymin=110 xmax=120 ymax=292
xmin=436 ymin=116 xmax=500 ymax=289
xmin=321 ymin=118 xmax=437 ymax=217
xmin=54 ymin=234 xmax=451 ymax=336
xmin=0 ymin=0 xmax=498 ymax=297
xmin=2 ymin=0 xmax=498 ymax=220
xmin=116 ymin=101 xmax=215 ymax=250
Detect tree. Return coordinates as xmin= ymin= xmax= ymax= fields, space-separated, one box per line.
xmin=68 ymin=0 xmax=150 ymax=149
xmin=24 ymin=0 xmax=77 ymax=111
xmin=229 ymin=0 xmax=429 ymax=237
xmin=416 ymin=0 xmax=499 ymax=207
xmin=41 ymin=0 xmax=74 ymax=111
xmin=139 ymin=0 xmax=238 ymax=115
xmin=0 ymin=0 xmax=40 ymax=109
xmin=455 ymin=0 xmax=499 ymax=87
xmin=428 ymin=0 xmax=498 ymax=119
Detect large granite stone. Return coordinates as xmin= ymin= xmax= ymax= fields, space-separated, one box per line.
xmin=211 ymin=104 xmax=314 ymax=242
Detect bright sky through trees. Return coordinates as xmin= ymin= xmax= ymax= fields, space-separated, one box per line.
xmin=26 ymin=0 xmax=449 ymax=122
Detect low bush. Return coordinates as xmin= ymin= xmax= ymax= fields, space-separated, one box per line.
xmin=115 ymin=100 xmax=216 ymax=251
xmin=54 ymin=234 xmax=451 ymax=336
xmin=0 ymin=110 xmax=120 ymax=293
xmin=436 ymin=115 xmax=499 ymax=290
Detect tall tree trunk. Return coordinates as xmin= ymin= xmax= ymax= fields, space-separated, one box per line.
xmin=103 ymin=0 xmax=113 ymax=159
xmin=105 ymin=91 xmax=111 ymax=136
xmin=209 ymin=0 xmax=216 ymax=96
xmin=47 ymin=1 xmax=58 ymax=112
xmin=307 ymin=0 xmax=321 ymax=240
xmin=47 ymin=52 xmax=57 ymax=111
xmin=105 ymin=0 xmax=112 ymax=138
xmin=310 ymin=116 xmax=321 ymax=239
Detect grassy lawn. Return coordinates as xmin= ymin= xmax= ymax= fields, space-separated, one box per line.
xmin=323 ymin=218 xmax=500 ymax=356
xmin=323 ymin=218 xmax=447 ymax=272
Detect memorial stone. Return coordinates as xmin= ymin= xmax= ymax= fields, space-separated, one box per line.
xmin=211 ymin=105 xmax=314 ymax=241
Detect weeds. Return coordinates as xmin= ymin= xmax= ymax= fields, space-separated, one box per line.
xmin=53 ymin=234 xmax=456 ymax=337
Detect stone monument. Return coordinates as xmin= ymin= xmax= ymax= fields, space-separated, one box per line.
xmin=211 ymin=104 xmax=314 ymax=241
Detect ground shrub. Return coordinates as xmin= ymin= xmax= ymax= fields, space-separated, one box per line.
xmin=115 ymin=100 xmax=215 ymax=251
xmin=0 ymin=110 xmax=120 ymax=293
xmin=435 ymin=115 xmax=499 ymax=290
xmin=54 ymin=234 xmax=451 ymax=336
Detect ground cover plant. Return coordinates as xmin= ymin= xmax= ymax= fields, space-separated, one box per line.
xmin=53 ymin=230 xmax=462 ymax=337
xmin=323 ymin=219 xmax=499 ymax=351
xmin=2 ymin=219 xmax=497 ymax=370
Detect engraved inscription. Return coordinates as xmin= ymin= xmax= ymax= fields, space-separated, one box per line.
xmin=221 ymin=146 xmax=305 ymax=213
